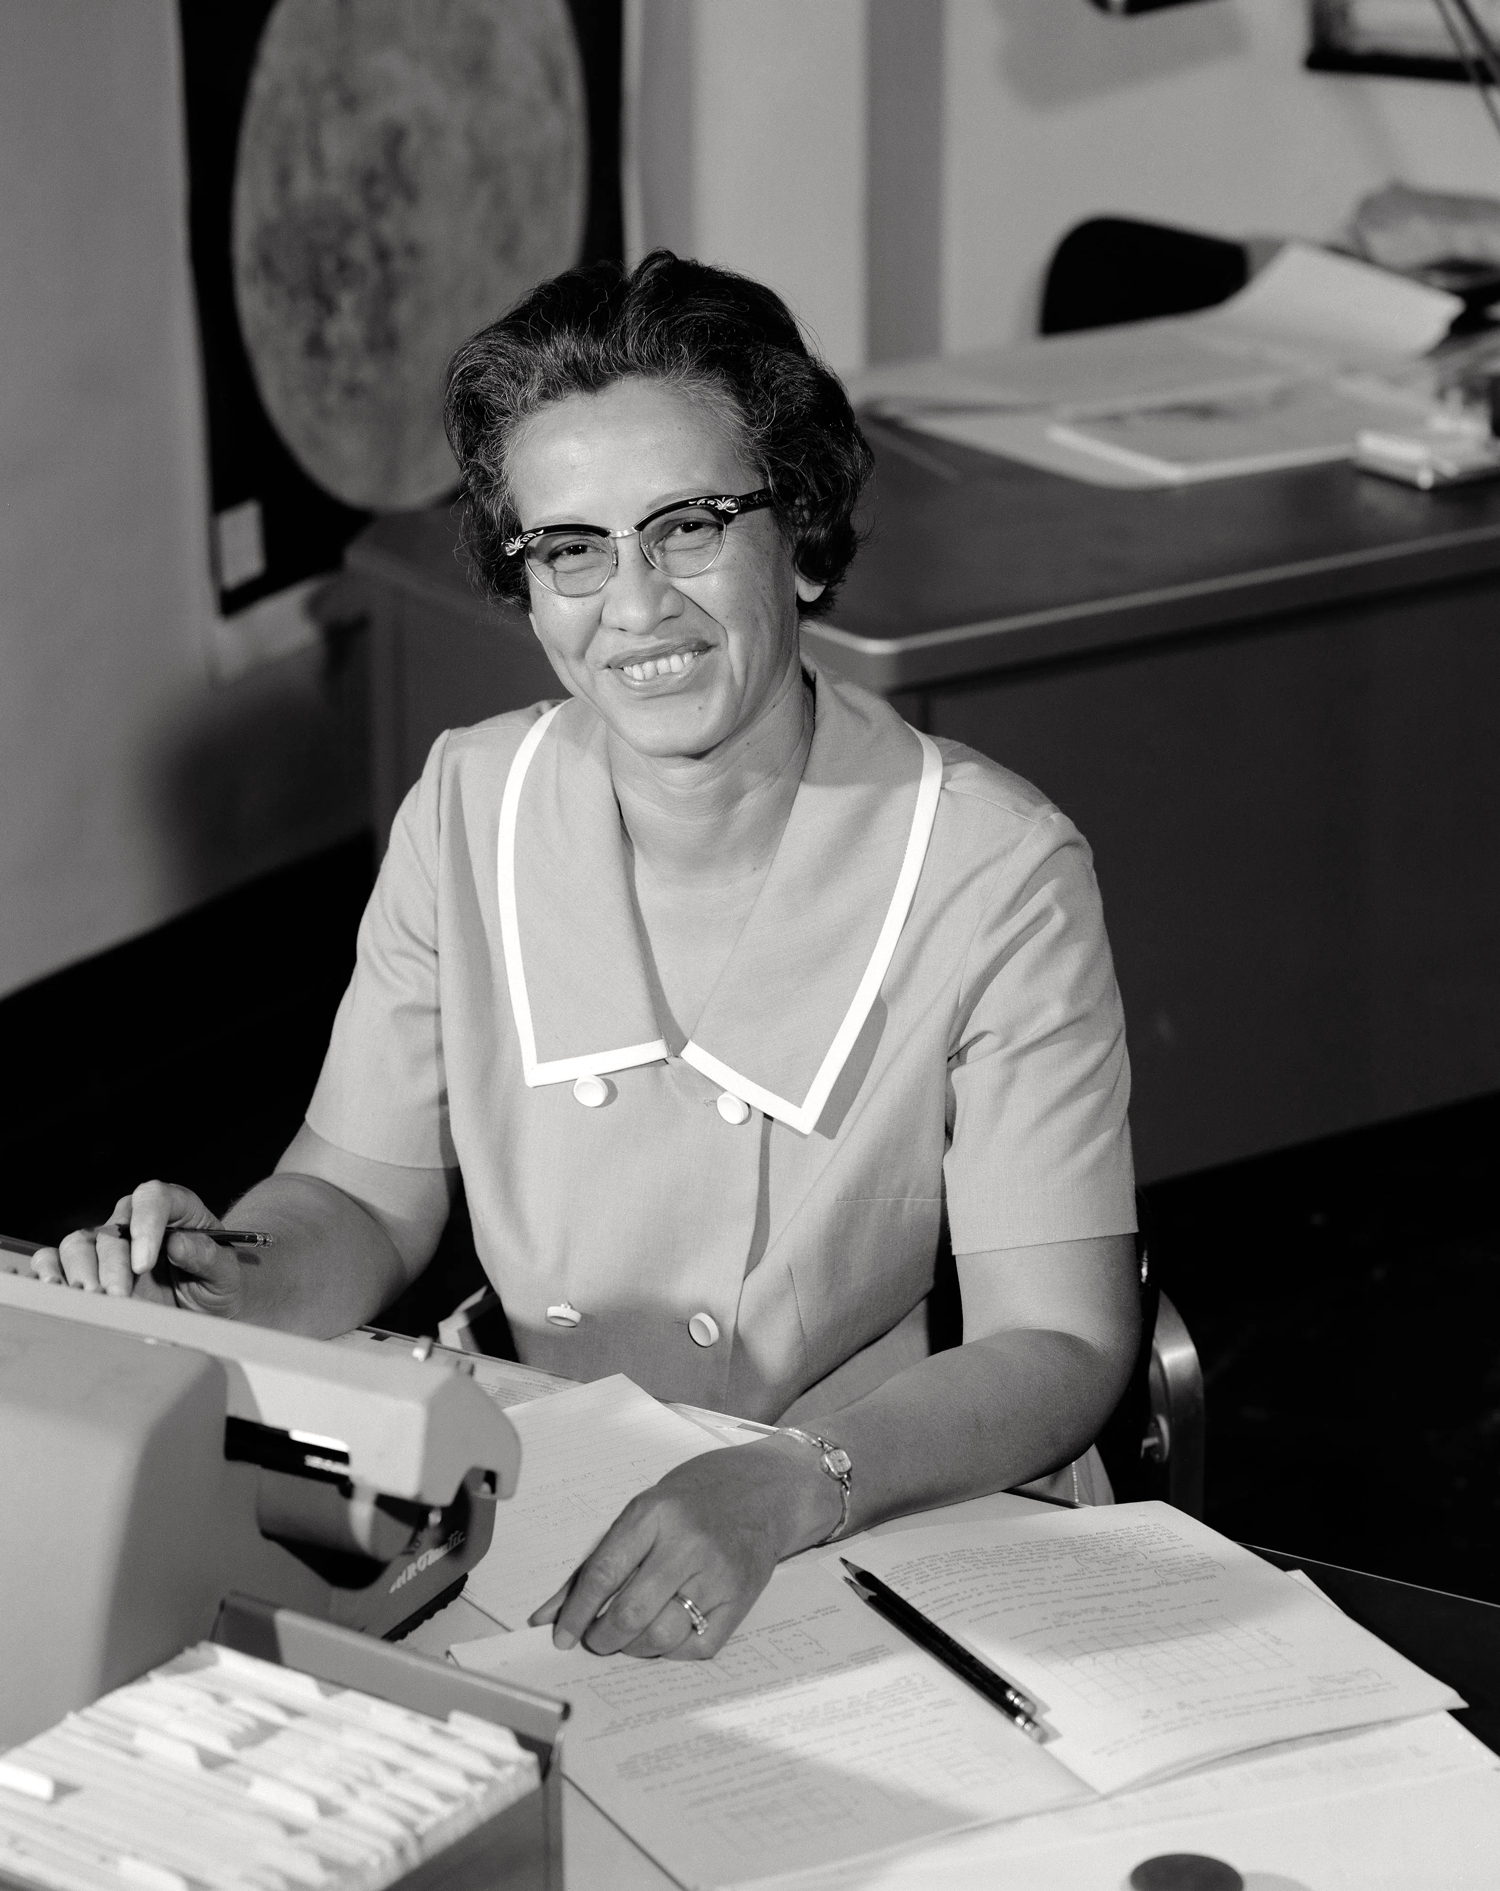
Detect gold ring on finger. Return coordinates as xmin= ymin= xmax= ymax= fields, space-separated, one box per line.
xmin=676 ymin=1593 xmax=708 ymax=1637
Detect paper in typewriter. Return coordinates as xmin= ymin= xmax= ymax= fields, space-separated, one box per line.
xmin=843 ymin=1501 xmax=1463 ymax=1796
xmin=451 ymin=1564 xmax=1087 ymax=1888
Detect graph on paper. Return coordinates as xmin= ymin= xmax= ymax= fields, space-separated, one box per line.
xmin=850 ymin=1503 xmax=1461 ymax=1796
xmin=1018 ymin=1611 xmax=1296 ymax=1709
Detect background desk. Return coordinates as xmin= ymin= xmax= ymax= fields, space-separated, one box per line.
xmin=348 ymin=442 xmax=1500 ymax=1182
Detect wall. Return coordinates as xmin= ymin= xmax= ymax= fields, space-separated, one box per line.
xmin=631 ymin=3 xmax=1500 ymax=367
xmin=631 ymin=0 xmax=869 ymax=372
xmin=941 ymin=0 xmax=1500 ymax=350
xmin=628 ymin=0 xmax=947 ymax=371
xmin=0 ymin=1 xmax=367 ymax=1002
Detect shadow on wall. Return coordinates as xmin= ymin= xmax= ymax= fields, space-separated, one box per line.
xmin=145 ymin=607 xmax=371 ymax=914
xmin=994 ymin=0 xmax=1250 ymax=108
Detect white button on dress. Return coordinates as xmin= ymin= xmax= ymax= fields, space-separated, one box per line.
xmin=572 ymin=1075 xmax=609 ymax=1108
xmin=687 ymin=1312 xmax=721 ymax=1347
xmin=716 ymin=1092 xmax=751 ymax=1126
xmin=546 ymin=1302 xmax=582 ymax=1328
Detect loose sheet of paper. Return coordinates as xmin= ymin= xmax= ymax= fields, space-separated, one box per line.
xmin=758 ymin=1712 xmax=1500 ymax=1891
xmin=462 ymin=1352 xmax=577 ymax=1406
xmin=463 ymin=1374 xmax=724 ymax=1628
xmin=1047 ymin=377 xmax=1426 ymax=483
xmin=451 ymin=1565 xmax=1086 ymax=1888
xmin=1205 ymin=241 xmax=1462 ymax=366
xmin=850 ymin=324 xmax=1266 ymax=419
xmin=844 ymin=1502 xmax=1462 ymax=1796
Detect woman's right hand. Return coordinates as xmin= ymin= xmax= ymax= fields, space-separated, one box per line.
xmin=29 ymin=1180 xmax=245 ymax=1318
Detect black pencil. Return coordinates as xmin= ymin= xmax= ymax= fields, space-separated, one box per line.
xmin=2 ymin=1226 xmax=275 ymax=1257
xmin=103 ymin=1222 xmax=275 ymax=1248
xmin=840 ymin=1558 xmax=1048 ymax=1742
xmin=2 ymin=1227 xmax=274 ymax=1266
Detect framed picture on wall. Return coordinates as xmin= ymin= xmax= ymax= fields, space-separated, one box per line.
xmin=1307 ymin=0 xmax=1500 ymax=79
xmin=179 ymin=0 xmax=622 ymax=616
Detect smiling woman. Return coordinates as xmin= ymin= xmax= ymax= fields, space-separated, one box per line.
xmin=30 ymin=252 xmax=1140 ymax=1666
xmin=502 ymin=378 xmax=811 ymax=767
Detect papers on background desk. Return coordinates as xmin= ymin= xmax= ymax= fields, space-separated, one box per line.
xmin=1207 ymin=241 xmax=1462 ymax=364
xmin=462 ymin=1374 xmax=724 ymax=1629
xmin=854 ymin=243 xmax=1466 ymax=489
xmin=1045 ymin=379 xmax=1437 ymax=485
xmin=451 ymin=1501 xmax=1462 ymax=1889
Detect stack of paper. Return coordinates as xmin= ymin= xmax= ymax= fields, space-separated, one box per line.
xmin=452 ymin=1501 xmax=1469 ymax=1888
xmin=841 ymin=1506 xmax=1460 ymax=1793
xmin=853 ymin=244 xmax=1465 ymax=488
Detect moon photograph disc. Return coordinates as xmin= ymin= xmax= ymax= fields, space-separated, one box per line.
xmin=232 ymin=0 xmax=587 ymax=511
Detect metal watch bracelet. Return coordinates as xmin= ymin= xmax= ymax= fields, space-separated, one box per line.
xmin=780 ymin=1426 xmax=853 ymax=1545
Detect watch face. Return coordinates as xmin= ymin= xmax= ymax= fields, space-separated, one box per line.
xmin=827 ymin=1449 xmax=853 ymax=1478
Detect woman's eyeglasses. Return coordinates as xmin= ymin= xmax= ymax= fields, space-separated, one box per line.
xmin=503 ymin=488 xmax=774 ymax=597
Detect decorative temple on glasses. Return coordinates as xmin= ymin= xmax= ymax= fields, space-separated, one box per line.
xmin=504 ymin=487 xmax=775 ymax=595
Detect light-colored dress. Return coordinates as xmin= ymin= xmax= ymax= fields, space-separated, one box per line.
xmin=308 ymin=665 xmax=1136 ymax=1477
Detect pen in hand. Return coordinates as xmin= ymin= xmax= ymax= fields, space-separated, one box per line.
xmin=102 ymin=1222 xmax=275 ymax=1250
xmin=840 ymin=1558 xmax=1049 ymax=1743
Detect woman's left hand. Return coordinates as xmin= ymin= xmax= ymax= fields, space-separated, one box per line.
xmin=528 ymin=1435 xmax=838 ymax=1659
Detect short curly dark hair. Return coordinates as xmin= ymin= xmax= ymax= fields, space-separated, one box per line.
xmin=442 ymin=250 xmax=874 ymax=617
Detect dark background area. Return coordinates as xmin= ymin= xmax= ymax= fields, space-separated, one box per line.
xmin=4 ymin=828 xmax=1496 ymax=1603
xmin=178 ymin=0 xmax=368 ymax=614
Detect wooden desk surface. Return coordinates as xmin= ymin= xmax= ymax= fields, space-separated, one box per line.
xmin=814 ymin=425 xmax=1500 ymax=689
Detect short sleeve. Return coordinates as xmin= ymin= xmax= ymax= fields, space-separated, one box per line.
xmin=943 ymin=808 xmax=1135 ymax=1253
xmin=305 ymin=734 xmax=459 ymax=1170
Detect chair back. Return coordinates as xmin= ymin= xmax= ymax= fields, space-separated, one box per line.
xmin=1040 ymin=215 xmax=1248 ymax=335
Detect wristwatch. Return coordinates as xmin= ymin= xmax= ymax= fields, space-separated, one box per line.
xmin=781 ymin=1427 xmax=854 ymax=1544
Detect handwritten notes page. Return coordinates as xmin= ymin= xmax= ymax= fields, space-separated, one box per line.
xmin=451 ymin=1566 xmax=1086 ymax=1888
xmin=463 ymin=1374 xmax=724 ymax=1629
xmin=845 ymin=1502 xmax=1462 ymax=1796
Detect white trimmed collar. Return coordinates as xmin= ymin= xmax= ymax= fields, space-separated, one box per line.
xmin=496 ymin=672 xmax=942 ymax=1135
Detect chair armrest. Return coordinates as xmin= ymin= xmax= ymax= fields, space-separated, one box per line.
xmin=1146 ymin=1290 xmax=1205 ymax=1517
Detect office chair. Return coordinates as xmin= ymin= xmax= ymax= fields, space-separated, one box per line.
xmin=1039 ymin=215 xmax=1249 ymax=336
xmin=1087 ymin=1176 xmax=1206 ymax=1516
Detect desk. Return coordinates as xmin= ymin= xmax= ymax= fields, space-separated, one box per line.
xmin=348 ymin=440 xmax=1500 ymax=1181
xmin=403 ymin=1501 xmax=1500 ymax=1889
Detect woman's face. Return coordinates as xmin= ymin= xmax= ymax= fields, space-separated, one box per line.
xmin=506 ymin=377 xmax=823 ymax=762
